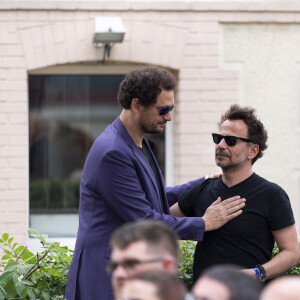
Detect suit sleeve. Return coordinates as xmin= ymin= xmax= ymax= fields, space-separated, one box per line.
xmin=95 ymin=149 xmax=205 ymax=241
xmin=165 ymin=177 xmax=204 ymax=207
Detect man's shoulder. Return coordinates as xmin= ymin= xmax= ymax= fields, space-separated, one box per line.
xmin=252 ymin=173 xmax=284 ymax=193
xmin=88 ymin=121 xmax=132 ymax=160
xmin=183 ymin=177 xmax=219 ymax=195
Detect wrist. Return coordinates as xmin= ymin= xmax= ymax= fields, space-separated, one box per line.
xmin=255 ymin=264 xmax=267 ymax=282
xmin=253 ymin=267 xmax=259 ymax=279
xmin=202 ymin=217 xmax=210 ymax=232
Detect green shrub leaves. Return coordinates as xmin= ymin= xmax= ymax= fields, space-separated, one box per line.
xmin=0 ymin=229 xmax=73 ymax=299
xmin=178 ymin=240 xmax=300 ymax=289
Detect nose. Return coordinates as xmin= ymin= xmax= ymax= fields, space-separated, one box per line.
xmin=113 ymin=264 xmax=129 ymax=280
xmin=163 ymin=111 xmax=172 ymax=121
xmin=216 ymin=137 xmax=227 ymax=149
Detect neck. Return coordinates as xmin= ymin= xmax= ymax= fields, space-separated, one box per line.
xmin=222 ymin=165 xmax=253 ymax=187
xmin=120 ymin=109 xmax=144 ymax=147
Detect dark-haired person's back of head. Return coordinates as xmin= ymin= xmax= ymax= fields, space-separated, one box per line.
xmin=191 ymin=265 xmax=262 ymax=300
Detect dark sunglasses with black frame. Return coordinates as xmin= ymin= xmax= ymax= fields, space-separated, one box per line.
xmin=106 ymin=257 xmax=163 ymax=273
xmin=212 ymin=133 xmax=256 ymax=147
xmin=151 ymin=103 xmax=175 ymax=115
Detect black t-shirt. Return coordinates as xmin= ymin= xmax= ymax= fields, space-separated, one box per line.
xmin=140 ymin=140 xmax=167 ymax=213
xmin=178 ymin=173 xmax=295 ymax=282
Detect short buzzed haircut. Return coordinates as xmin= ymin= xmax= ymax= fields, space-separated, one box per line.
xmin=110 ymin=220 xmax=179 ymax=262
xmin=128 ymin=270 xmax=187 ymax=300
xmin=219 ymin=104 xmax=268 ymax=164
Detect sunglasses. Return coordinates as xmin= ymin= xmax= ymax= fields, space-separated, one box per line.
xmin=212 ymin=133 xmax=255 ymax=147
xmin=106 ymin=257 xmax=162 ymax=273
xmin=151 ymin=103 xmax=175 ymax=115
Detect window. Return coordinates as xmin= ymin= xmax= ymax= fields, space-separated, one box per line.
xmin=29 ymin=71 xmax=166 ymax=237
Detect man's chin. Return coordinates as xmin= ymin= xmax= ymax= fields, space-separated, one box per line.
xmin=113 ymin=282 xmax=125 ymax=299
xmin=216 ymin=161 xmax=229 ymax=169
xmin=156 ymin=128 xmax=164 ymax=134
xmin=146 ymin=128 xmax=164 ymax=135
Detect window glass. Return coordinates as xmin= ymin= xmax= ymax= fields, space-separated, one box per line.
xmin=29 ymin=74 xmax=165 ymax=235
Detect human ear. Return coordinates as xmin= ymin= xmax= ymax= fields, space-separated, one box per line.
xmin=248 ymin=144 xmax=259 ymax=160
xmin=161 ymin=256 xmax=177 ymax=273
xmin=131 ymin=98 xmax=140 ymax=114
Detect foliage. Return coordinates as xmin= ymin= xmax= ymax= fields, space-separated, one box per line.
xmin=0 ymin=229 xmax=73 ymax=300
xmin=178 ymin=240 xmax=300 ymax=289
xmin=30 ymin=179 xmax=80 ymax=211
xmin=178 ymin=240 xmax=196 ymax=289
xmin=1 ymin=232 xmax=299 ymax=298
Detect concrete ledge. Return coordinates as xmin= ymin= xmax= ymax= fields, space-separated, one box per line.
xmin=1 ymin=1 xmax=300 ymax=12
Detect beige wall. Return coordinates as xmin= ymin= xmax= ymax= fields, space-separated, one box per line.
xmin=0 ymin=1 xmax=299 ymax=244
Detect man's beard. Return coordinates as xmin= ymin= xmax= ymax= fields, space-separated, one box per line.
xmin=215 ymin=149 xmax=247 ymax=171
xmin=140 ymin=121 xmax=165 ymax=135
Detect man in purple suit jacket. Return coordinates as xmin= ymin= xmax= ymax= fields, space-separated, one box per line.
xmin=65 ymin=66 xmax=245 ymax=300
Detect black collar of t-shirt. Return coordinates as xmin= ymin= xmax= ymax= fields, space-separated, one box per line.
xmin=220 ymin=172 xmax=257 ymax=191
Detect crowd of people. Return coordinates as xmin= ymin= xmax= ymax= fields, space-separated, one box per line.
xmin=65 ymin=66 xmax=300 ymax=300
xmin=106 ymin=219 xmax=300 ymax=300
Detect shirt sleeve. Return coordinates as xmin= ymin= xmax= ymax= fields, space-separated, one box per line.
xmin=178 ymin=181 xmax=205 ymax=217
xmin=268 ymin=187 xmax=295 ymax=231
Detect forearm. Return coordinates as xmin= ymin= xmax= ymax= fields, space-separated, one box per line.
xmin=170 ymin=203 xmax=185 ymax=217
xmin=261 ymin=225 xmax=300 ymax=279
xmin=98 ymin=151 xmax=206 ymax=241
xmin=158 ymin=213 xmax=205 ymax=241
xmin=262 ymin=249 xmax=300 ymax=279
xmin=242 ymin=248 xmax=300 ymax=280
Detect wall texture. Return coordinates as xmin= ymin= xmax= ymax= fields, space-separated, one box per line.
xmin=0 ymin=1 xmax=299 ymax=243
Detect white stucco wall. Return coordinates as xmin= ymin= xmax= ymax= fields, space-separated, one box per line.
xmin=0 ymin=1 xmax=299 ymax=245
xmin=221 ymin=23 xmax=300 ymax=221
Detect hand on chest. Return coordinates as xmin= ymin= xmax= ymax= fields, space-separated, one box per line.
xmin=195 ymin=190 xmax=270 ymax=239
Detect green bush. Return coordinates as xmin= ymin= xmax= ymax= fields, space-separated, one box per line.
xmin=30 ymin=179 xmax=80 ymax=211
xmin=178 ymin=240 xmax=300 ymax=289
xmin=0 ymin=229 xmax=73 ymax=300
xmin=1 ymin=232 xmax=299 ymax=298
xmin=178 ymin=240 xmax=196 ymax=289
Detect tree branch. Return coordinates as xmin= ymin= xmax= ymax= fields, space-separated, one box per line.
xmin=22 ymin=250 xmax=50 ymax=281
xmin=15 ymin=246 xmax=27 ymax=263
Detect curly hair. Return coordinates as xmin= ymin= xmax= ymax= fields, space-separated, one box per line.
xmin=219 ymin=104 xmax=268 ymax=164
xmin=117 ymin=66 xmax=176 ymax=109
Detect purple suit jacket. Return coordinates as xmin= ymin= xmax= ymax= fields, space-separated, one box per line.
xmin=65 ymin=117 xmax=205 ymax=300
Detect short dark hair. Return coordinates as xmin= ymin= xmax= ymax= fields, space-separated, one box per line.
xmin=128 ymin=270 xmax=187 ymax=300
xmin=201 ymin=265 xmax=262 ymax=300
xmin=110 ymin=220 xmax=179 ymax=262
xmin=117 ymin=66 xmax=176 ymax=109
xmin=219 ymin=104 xmax=268 ymax=164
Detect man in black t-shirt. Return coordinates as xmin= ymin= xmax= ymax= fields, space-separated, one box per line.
xmin=171 ymin=104 xmax=300 ymax=284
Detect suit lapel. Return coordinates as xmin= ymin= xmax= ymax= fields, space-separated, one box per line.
xmin=113 ymin=117 xmax=160 ymax=200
